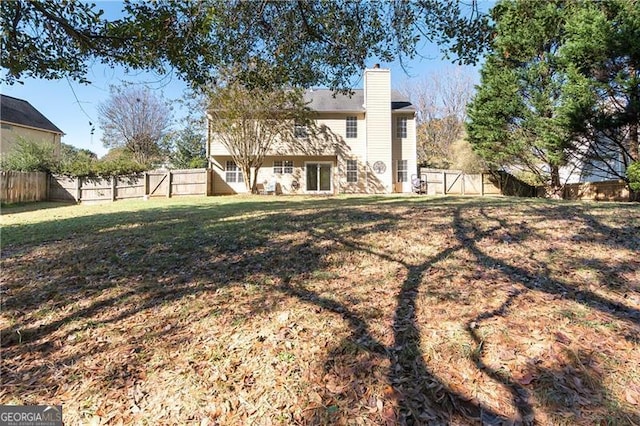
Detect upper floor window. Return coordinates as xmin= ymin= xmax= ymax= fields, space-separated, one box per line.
xmin=274 ymin=160 xmax=293 ymax=174
xmin=396 ymin=117 xmax=407 ymax=138
xmin=225 ymin=161 xmax=244 ymax=183
xmin=397 ymin=160 xmax=408 ymax=183
xmin=346 ymin=159 xmax=358 ymax=183
xmin=346 ymin=116 xmax=357 ymax=138
xmin=294 ymin=121 xmax=308 ymax=138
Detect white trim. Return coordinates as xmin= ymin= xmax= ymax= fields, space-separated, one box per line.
xmin=346 ymin=159 xmax=358 ymax=183
xmin=273 ymin=159 xmax=293 ymax=174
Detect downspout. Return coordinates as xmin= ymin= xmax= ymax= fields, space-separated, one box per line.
xmin=364 ymin=112 xmax=368 ymax=194
xmin=363 ymin=73 xmax=369 ymax=194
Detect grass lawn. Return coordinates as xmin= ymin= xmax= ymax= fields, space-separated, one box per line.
xmin=1 ymin=195 xmax=639 ymax=425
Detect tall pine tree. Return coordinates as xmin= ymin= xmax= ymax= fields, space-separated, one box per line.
xmin=468 ymin=0 xmax=639 ymax=198
xmin=467 ymin=0 xmax=572 ymax=195
xmin=560 ymin=0 xmax=639 ymax=196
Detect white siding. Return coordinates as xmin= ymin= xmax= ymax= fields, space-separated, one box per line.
xmin=209 ymin=155 xmax=339 ymax=195
xmin=364 ymin=68 xmax=393 ymax=193
xmin=392 ymin=113 xmax=418 ymax=192
xmin=208 ymin=68 xmax=417 ymax=195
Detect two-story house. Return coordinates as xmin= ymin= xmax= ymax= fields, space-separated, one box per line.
xmin=1 ymin=94 xmax=63 ymax=157
xmin=207 ymin=66 xmax=417 ymax=194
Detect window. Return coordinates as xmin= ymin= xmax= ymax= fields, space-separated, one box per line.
xmin=397 ymin=160 xmax=408 ymax=183
xmin=294 ymin=122 xmax=308 ymax=138
xmin=274 ymin=160 xmax=293 ymax=174
xmin=225 ymin=161 xmax=244 ymax=183
xmin=396 ymin=116 xmax=407 ymax=138
xmin=346 ymin=116 xmax=357 ymax=138
xmin=346 ymin=159 xmax=358 ymax=183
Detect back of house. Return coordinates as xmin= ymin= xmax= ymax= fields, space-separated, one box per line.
xmin=208 ymin=66 xmax=417 ymax=195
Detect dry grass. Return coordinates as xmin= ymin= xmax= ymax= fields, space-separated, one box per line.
xmin=1 ymin=195 xmax=639 ymax=425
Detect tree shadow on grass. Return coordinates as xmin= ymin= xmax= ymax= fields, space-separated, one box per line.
xmin=2 ymin=199 xmax=410 ymax=419
xmin=450 ymin=204 xmax=640 ymax=424
xmin=297 ymin=199 xmax=639 ymax=424
xmin=453 ymin=207 xmax=640 ymax=324
xmin=1 ymin=196 xmax=639 ymax=424
xmin=293 ymin=219 xmax=512 ymax=424
xmin=0 ymin=201 xmax=76 ymax=215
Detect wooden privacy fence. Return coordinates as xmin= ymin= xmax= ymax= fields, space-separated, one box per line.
xmin=49 ymin=169 xmax=215 ymax=203
xmin=415 ymin=168 xmax=537 ymax=197
xmin=0 ymin=171 xmax=48 ymax=203
xmin=563 ymin=180 xmax=629 ymax=202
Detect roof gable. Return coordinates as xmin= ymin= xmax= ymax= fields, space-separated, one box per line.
xmin=1 ymin=94 xmax=63 ymax=134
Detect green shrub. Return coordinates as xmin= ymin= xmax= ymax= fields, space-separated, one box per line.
xmin=94 ymin=156 xmax=147 ymax=176
xmin=0 ymin=138 xmax=57 ymax=172
xmin=627 ymin=161 xmax=640 ymax=192
xmin=57 ymin=151 xmax=98 ymax=177
xmin=1 ymin=139 xmax=149 ymax=177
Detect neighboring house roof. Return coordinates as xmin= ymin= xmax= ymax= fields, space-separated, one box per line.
xmin=0 ymin=94 xmax=64 ymax=134
xmin=304 ymin=89 xmax=416 ymax=113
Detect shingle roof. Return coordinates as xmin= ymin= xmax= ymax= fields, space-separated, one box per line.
xmin=391 ymin=90 xmax=416 ymax=112
xmin=304 ymin=89 xmax=415 ymax=112
xmin=1 ymin=94 xmax=63 ymax=134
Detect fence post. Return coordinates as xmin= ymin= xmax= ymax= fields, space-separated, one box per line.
xmin=46 ymin=172 xmax=51 ymax=201
xmin=481 ymin=173 xmax=485 ymax=197
xmin=143 ymin=172 xmax=149 ymax=199
xmin=166 ymin=170 xmax=172 ymax=198
xmin=442 ymin=171 xmax=446 ymax=195
xmin=76 ymin=177 xmax=82 ymax=202
xmin=111 ymin=176 xmax=117 ymax=201
xmin=462 ymin=173 xmax=466 ymax=195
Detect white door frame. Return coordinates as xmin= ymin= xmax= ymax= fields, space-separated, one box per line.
xmin=304 ymin=161 xmax=334 ymax=194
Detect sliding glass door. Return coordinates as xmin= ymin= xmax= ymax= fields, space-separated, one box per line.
xmin=306 ymin=163 xmax=332 ymax=192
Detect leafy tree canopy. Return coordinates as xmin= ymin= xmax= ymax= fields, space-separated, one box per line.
xmin=467 ymin=0 xmax=571 ymax=193
xmin=97 ymin=85 xmax=173 ymax=166
xmin=1 ymin=0 xmax=490 ymax=90
xmin=467 ymin=0 xmax=639 ymax=197
xmin=559 ymin=0 xmax=640 ymax=179
xmin=207 ymin=67 xmax=311 ymax=192
xmin=165 ymin=127 xmax=207 ymax=169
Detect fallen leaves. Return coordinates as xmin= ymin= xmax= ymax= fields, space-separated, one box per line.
xmin=1 ymin=196 xmax=639 ymax=424
xmin=625 ymin=388 xmax=639 ymax=406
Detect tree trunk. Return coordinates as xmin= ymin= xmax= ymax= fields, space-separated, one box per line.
xmin=549 ymin=165 xmax=563 ymax=199
xmin=242 ymin=165 xmax=252 ymax=193
xmin=243 ymin=166 xmax=262 ymax=194
xmin=251 ymin=166 xmax=262 ymax=194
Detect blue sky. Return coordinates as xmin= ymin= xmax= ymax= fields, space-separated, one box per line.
xmin=0 ymin=2 xmax=490 ymax=158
